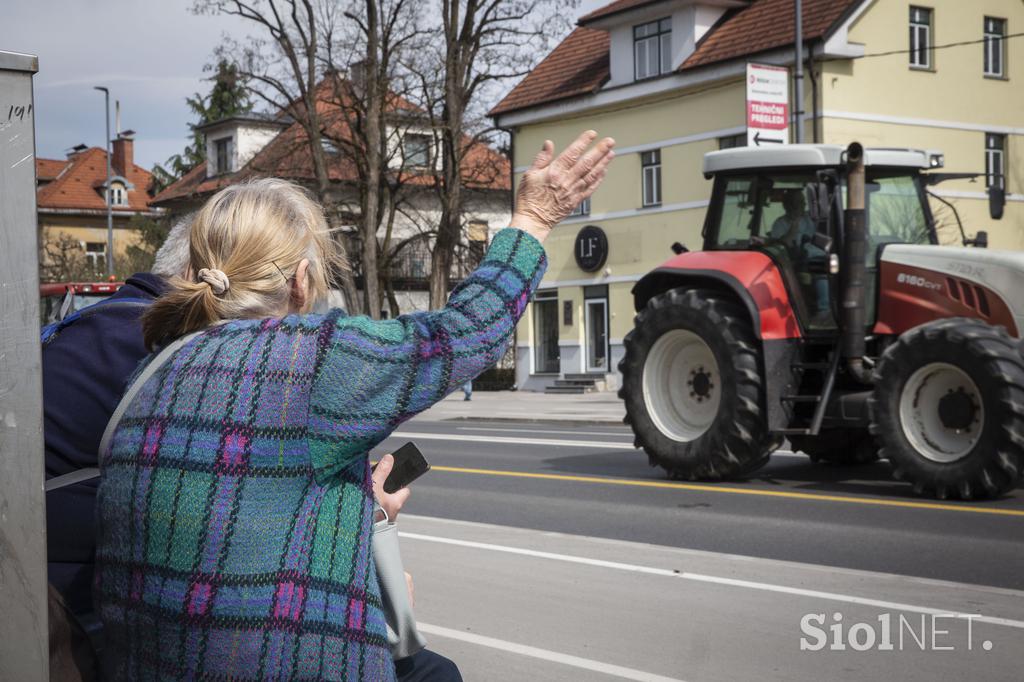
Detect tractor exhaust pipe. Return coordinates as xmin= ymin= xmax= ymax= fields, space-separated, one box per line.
xmin=841 ymin=142 xmax=872 ymax=384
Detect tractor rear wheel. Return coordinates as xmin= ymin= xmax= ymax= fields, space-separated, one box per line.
xmin=619 ymin=288 xmax=773 ymax=480
xmin=869 ymin=318 xmax=1024 ymax=499
xmin=788 ymin=430 xmax=879 ymax=465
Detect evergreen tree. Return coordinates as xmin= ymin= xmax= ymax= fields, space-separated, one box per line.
xmin=152 ymin=60 xmax=252 ymax=190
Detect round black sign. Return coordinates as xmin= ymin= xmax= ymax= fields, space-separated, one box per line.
xmin=574 ymin=225 xmax=608 ymax=272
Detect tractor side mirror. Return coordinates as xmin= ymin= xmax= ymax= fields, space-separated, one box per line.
xmin=805 ymin=182 xmax=831 ymax=233
xmin=671 ymin=242 xmax=689 ymax=255
xmin=966 ymin=230 xmax=989 ymax=249
xmin=989 ymin=185 xmax=1005 ymax=220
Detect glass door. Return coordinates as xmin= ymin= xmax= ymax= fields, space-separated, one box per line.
xmin=584 ymin=298 xmax=608 ymax=373
xmin=533 ymin=291 xmax=560 ymax=373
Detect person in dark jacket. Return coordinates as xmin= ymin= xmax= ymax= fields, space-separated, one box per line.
xmin=44 ymin=219 xmax=190 ymax=614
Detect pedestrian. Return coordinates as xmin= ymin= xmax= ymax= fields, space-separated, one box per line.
xmin=42 ymin=220 xmax=459 ymax=680
xmin=94 ymin=130 xmax=615 ymax=680
xmin=462 ymin=379 xmax=473 ymax=401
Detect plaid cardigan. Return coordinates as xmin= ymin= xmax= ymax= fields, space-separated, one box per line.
xmin=95 ymin=228 xmax=546 ymax=680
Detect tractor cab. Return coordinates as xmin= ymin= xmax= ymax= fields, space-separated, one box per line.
xmin=700 ymin=145 xmax=941 ymax=334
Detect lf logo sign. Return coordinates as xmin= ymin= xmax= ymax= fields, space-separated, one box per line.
xmin=574 ymin=225 xmax=608 ymax=272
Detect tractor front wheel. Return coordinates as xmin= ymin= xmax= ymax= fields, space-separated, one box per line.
xmin=869 ymin=318 xmax=1024 ymax=499
xmin=619 ymin=288 xmax=773 ymax=480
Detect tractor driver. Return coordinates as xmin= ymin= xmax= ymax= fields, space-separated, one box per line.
xmin=769 ymin=189 xmax=830 ymax=318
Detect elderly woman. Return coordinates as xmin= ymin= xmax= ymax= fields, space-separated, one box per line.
xmin=94 ymin=131 xmax=614 ymax=680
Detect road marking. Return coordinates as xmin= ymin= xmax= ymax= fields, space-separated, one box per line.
xmin=424 ymin=465 xmax=1024 ymax=517
xmin=394 ymin=431 xmax=636 ymax=449
xmin=416 ymin=622 xmax=686 ymax=682
xmin=393 ymin=430 xmax=805 ymax=457
xmin=403 ymin=534 xmax=1024 ymax=630
xmin=456 ymin=426 xmax=633 ymax=437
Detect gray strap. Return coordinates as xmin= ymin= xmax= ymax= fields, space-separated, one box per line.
xmin=97 ymin=330 xmax=205 ymax=461
xmin=45 ymin=467 xmax=101 ymax=492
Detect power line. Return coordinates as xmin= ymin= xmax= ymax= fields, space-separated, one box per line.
xmin=822 ymin=31 xmax=1024 ymax=63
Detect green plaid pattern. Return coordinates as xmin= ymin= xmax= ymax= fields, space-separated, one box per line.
xmin=95 ymin=228 xmax=546 ymax=680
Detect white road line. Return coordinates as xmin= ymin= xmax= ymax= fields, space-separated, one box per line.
xmin=401 ymin=532 xmax=1024 ymax=631
xmin=392 ymin=431 xmax=636 ymax=450
xmin=456 ymin=426 xmax=633 ymax=437
xmin=416 ymin=622 xmax=686 ymax=682
xmin=392 ymin=431 xmax=806 ymax=458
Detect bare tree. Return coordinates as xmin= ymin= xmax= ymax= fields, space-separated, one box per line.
xmin=198 ymin=0 xmax=428 ymax=318
xmin=196 ymin=0 xmax=366 ymax=312
xmin=413 ymin=0 xmax=577 ymax=309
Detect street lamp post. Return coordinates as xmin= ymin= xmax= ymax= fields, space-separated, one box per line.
xmin=94 ymin=86 xmax=113 ymax=277
xmin=794 ymin=0 xmax=804 ymax=143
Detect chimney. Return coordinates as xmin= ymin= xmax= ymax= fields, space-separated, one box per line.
xmin=112 ymin=129 xmax=135 ymax=176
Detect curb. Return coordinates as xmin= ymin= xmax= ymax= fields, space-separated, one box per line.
xmin=440 ymin=416 xmax=629 ymax=427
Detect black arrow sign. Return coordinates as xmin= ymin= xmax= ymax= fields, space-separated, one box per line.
xmin=754 ymin=131 xmax=784 ymax=146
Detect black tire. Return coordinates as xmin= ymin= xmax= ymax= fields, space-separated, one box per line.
xmin=869 ymin=318 xmax=1024 ymax=499
xmin=788 ymin=430 xmax=880 ymax=465
xmin=618 ymin=288 xmax=774 ymax=480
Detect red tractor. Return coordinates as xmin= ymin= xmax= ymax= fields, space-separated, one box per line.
xmin=619 ymin=142 xmax=1021 ymax=500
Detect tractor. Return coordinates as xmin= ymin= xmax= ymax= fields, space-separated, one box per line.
xmin=618 ymin=142 xmax=1023 ymax=500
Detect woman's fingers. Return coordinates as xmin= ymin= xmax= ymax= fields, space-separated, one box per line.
xmin=531 ymin=140 xmax=555 ymax=170
xmin=552 ymin=130 xmax=598 ymax=172
xmin=571 ymin=150 xmax=615 ymax=197
xmin=570 ymin=137 xmax=616 ymax=181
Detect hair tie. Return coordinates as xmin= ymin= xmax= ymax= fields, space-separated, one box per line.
xmin=197 ymin=268 xmax=230 ymax=295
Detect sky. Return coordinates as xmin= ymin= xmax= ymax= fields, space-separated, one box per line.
xmin=2 ymin=0 xmax=607 ymax=172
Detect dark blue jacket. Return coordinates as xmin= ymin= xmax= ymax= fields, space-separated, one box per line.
xmin=44 ymin=273 xmax=165 ymax=613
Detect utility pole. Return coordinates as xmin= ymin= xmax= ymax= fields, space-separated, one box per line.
xmin=94 ymin=86 xmax=113 ymax=277
xmin=794 ymin=0 xmax=804 ymax=143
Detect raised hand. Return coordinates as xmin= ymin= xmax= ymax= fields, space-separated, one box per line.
xmin=511 ymin=130 xmax=616 ymax=243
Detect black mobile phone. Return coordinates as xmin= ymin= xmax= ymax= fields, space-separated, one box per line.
xmin=382 ymin=441 xmax=431 ymax=494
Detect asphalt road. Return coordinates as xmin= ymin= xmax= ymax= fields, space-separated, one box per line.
xmin=373 ymin=418 xmax=1024 ymax=681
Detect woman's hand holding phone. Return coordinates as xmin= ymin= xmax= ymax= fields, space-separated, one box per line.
xmin=371 ymin=453 xmax=411 ymax=522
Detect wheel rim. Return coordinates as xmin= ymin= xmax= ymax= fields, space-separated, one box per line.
xmin=899 ymin=362 xmax=984 ymax=463
xmin=642 ymin=329 xmax=721 ymax=442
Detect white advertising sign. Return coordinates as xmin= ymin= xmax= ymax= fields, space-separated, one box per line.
xmin=746 ymin=63 xmax=789 ymax=146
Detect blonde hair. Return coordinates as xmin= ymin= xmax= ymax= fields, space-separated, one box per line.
xmin=143 ymin=178 xmax=344 ymax=349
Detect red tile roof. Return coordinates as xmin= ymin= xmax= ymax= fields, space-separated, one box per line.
xmin=36 ymin=148 xmax=155 ymax=213
xmin=35 ymin=157 xmax=67 ymax=182
xmin=683 ymin=0 xmax=855 ymax=69
xmin=491 ymin=0 xmax=860 ymax=117
xmin=154 ymin=80 xmax=509 ymax=206
xmin=489 ymin=27 xmax=610 ymax=116
xmin=578 ymin=0 xmax=672 ymax=24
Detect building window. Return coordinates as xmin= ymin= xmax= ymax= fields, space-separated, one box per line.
xmin=467 ymin=220 xmax=488 ymax=268
xmin=403 ymin=133 xmax=432 ymax=168
xmin=718 ymin=134 xmax=746 ymax=149
xmin=986 ymin=133 xmax=1006 ymax=189
xmin=107 ymin=185 xmax=127 ymax=206
xmin=984 ymin=17 xmax=1006 ymax=78
xmin=634 ymin=18 xmax=671 ymax=81
xmin=321 ymin=137 xmax=340 ymax=155
xmin=641 ymin=149 xmax=661 ymax=207
xmin=909 ymin=7 xmax=932 ymax=69
xmin=84 ymin=242 xmax=106 ymax=270
xmin=570 ymin=197 xmax=591 ymax=217
xmin=214 ymin=137 xmax=231 ymax=174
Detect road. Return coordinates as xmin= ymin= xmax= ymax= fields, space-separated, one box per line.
xmin=374 ymin=418 xmax=1024 ymax=681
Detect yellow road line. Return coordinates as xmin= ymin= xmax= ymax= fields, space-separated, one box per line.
xmin=429 ymin=465 xmax=1024 ymax=518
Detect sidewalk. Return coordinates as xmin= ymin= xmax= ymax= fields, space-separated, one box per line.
xmin=413 ymin=390 xmax=627 ymax=425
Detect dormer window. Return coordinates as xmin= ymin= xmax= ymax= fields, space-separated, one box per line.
xmin=634 ymin=18 xmax=672 ymax=81
xmin=403 ymin=133 xmax=433 ymax=168
xmin=214 ymin=137 xmax=231 ymax=174
xmin=108 ymin=184 xmax=127 ymax=207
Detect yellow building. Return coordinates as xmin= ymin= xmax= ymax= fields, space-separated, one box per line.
xmin=491 ymin=0 xmax=1022 ymax=392
xmin=36 ymin=132 xmax=159 ymax=280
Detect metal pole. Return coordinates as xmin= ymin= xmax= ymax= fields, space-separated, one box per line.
xmin=794 ymin=0 xmax=804 ymax=143
xmin=94 ymin=86 xmax=113 ymax=276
